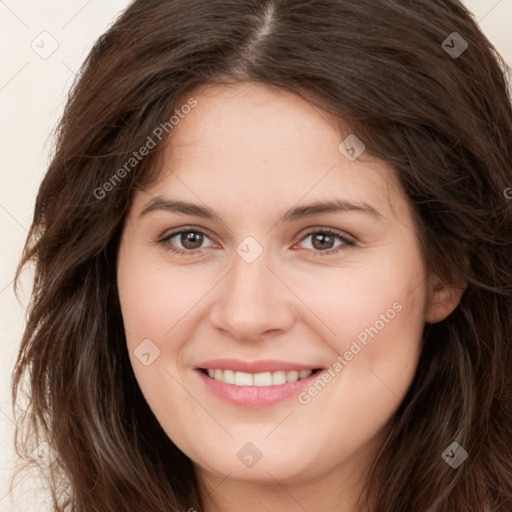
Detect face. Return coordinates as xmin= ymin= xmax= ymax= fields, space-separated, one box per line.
xmin=116 ymin=82 xmax=458 ymax=497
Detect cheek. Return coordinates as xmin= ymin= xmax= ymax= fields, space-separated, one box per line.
xmin=292 ymin=253 xmax=425 ymax=351
xmin=306 ymin=277 xmax=423 ymax=398
xmin=292 ymin=282 xmax=424 ymax=462
xmin=296 ymin=246 xmax=426 ymax=405
xmin=118 ymin=253 xmax=206 ymax=341
xmin=117 ymin=253 xmax=202 ymax=449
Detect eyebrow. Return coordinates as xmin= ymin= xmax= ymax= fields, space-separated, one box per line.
xmin=138 ymin=196 xmax=383 ymax=223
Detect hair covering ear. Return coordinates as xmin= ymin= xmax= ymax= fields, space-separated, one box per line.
xmin=425 ymin=278 xmax=466 ymax=324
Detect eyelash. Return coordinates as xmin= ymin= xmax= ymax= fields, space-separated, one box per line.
xmin=156 ymin=226 xmax=356 ymax=257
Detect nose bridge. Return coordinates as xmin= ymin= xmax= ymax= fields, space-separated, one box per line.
xmin=230 ymin=245 xmax=272 ymax=302
xmin=209 ymin=241 xmax=296 ymax=339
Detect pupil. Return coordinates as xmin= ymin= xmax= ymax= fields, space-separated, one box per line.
xmin=313 ymin=233 xmax=333 ymax=250
xmin=182 ymin=232 xmax=203 ymax=249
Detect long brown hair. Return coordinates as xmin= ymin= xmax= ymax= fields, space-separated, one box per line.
xmin=12 ymin=0 xmax=512 ymax=510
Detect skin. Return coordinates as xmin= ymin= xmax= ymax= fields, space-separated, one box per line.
xmin=116 ymin=82 xmax=463 ymax=512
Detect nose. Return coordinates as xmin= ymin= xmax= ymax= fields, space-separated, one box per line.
xmin=209 ymin=247 xmax=297 ymax=342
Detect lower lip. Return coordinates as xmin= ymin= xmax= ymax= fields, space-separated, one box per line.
xmin=196 ymin=369 xmax=322 ymax=408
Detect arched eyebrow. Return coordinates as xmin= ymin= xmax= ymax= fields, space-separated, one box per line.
xmin=279 ymin=199 xmax=383 ymax=222
xmin=138 ymin=197 xmax=383 ymax=223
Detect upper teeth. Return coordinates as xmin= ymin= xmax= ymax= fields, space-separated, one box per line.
xmin=206 ymin=369 xmax=313 ymax=386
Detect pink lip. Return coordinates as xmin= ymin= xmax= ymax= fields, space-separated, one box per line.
xmin=196 ymin=358 xmax=320 ymax=373
xmin=196 ymin=369 xmax=321 ymax=408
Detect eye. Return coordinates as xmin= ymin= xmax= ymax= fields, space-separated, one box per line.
xmin=156 ymin=226 xmax=355 ymax=257
xmin=294 ymin=228 xmax=355 ymax=256
xmin=157 ymin=227 xmax=215 ymax=256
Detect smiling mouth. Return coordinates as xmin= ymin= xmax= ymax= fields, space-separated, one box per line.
xmin=199 ymin=368 xmax=323 ymax=386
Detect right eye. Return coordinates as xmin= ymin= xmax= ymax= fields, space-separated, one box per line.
xmin=157 ymin=228 xmax=217 ymax=256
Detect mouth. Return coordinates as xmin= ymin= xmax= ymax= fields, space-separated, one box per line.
xmin=194 ymin=359 xmax=325 ymax=408
xmin=198 ymin=367 xmax=323 ymax=386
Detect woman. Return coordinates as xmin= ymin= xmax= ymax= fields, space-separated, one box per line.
xmin=12 ymin=0 xmax=512 ymax=511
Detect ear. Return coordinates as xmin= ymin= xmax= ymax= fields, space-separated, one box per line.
xmin=425 ymin=274 xmax=466 ymax=324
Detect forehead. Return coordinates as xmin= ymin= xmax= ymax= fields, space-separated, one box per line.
xmin=168 ymin=81 xmax=346 ymax=162
xmin=131 ymin=82 xmax=406 ymax=223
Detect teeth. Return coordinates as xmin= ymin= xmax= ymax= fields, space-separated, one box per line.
xmin=235 ymin=371 xmax=253 ymax=386
xmin=287 ymin=370 xmax=299 ymax=382
xmin=223 ymin=369 xmax=235 ymax=384
xmin=272 ymin=371 xmax=287 ymax=385
xmin=204 ymin=369 xmax=313 ymax=386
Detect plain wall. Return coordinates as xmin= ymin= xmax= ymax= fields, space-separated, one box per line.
xmin=1 ymin=1 xmax=511 ymax=510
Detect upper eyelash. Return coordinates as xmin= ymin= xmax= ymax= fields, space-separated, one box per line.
xmin=156 ymin=227 xmax=355 ymax=256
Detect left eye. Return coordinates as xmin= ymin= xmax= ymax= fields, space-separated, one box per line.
xmin=296 ymin=229 xmax=354 ymax=254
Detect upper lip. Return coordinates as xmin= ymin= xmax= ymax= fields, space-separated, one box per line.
xmin=196 ymin=359 xmax=322 ymax=373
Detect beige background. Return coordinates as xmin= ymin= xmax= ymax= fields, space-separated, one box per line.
xmin=1 ymin=1 xmax=511 ymax=510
